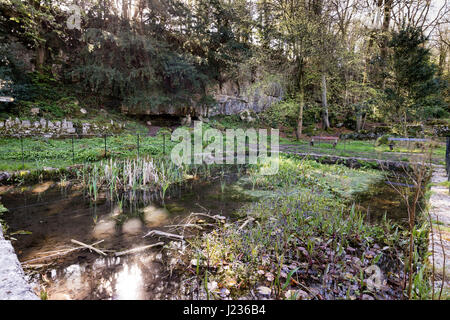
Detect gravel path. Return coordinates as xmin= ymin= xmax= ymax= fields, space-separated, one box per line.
xmin=429 ymin=166 xmax=450 ymax=295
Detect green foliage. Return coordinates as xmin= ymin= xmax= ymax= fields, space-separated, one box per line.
xmin=260 ymin=99 xmax=298 ymax=128
xmin=376 ymin=135 xmax=391 ymax=146
xmin=183 ymin=157 xmax=408 ymax=299
xmin=386 ymin=27 xmax=448 ymax=122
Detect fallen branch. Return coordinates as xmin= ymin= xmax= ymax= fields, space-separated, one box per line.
xmin=239 ymin=217 xmax=255 ymax=230
xmin=115 ymin=242 xmax=164 ymax=257
xmin=195 ymin=203 xmax=210 ymax=212
xmin=22 ymin=263 xmax=52 ymax=269
xmin=190 ymin=212 xmax=226 ymax=222
xmin=70 ymin=239 xmax=106 ymax=256
xmin=166 ymin=223 xmax=204 ymax=230
xmin=21 ymin=240 xmax=105 ymax=264
xmin=143 ymin=230 xmax=184 ymax=240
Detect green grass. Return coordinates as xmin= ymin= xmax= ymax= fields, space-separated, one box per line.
xmin=207 ymin=115 xmax=446 ymax=162
xmin=0 ymin=133 xmax=177 ymax=171
xmin=279 ymin=136 xmax=446 ymax=163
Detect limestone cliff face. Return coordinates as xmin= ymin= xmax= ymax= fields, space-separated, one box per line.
xmin=121 ymin=79 xmax=284 ymax=117
xmin=207 ymin=79 xmax=284 ymax=116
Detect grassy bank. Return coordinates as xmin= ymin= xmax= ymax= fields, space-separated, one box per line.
xmin=172 ymin=156 xmax=431 ymax=300
xmin=0 ymin=133 xmax=177 ymax=172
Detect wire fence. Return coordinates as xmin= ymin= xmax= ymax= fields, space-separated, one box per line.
xmin=0 ymin=132 xmax=173 ymax=170
xmin=279 ymin=137 xmax=446 ymax=165
xmin=0 ymin=133 xmax=446 ymax=171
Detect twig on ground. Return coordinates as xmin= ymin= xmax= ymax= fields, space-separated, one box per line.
xmin=190 ymin=212 xmax=226 ymax=222
xmin=143 ymin=230 xmax=184 ymax=240
xmin=239 ymin=217 xmax=255 ymax=230
xmin=115 ymin=242 xmax=164 ymax=257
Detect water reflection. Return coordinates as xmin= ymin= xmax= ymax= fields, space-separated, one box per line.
xmin=113 ymin=262 xmax=144 ymax=300
xmin=1 ymin=168 xmax=246 ymax=299
xmin=45 ymin=256 xmax=149 ymax=300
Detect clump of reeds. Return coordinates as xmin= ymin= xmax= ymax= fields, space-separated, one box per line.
xmin=76 ymin=157 xmax=186 ymax=201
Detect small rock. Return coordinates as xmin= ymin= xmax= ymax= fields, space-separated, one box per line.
xmin=30 ymin=108 xmax=40 ymax=115
xmin=257 ymin=286 xmax=271 ymax=296
xmin=207 ymin=281 xmax=218 ymax=292
xmin=285 ymin=289 xmax=309 ymax=300
xmin=190 ymin=259 xmax=200 ymax=266
xmin=219 ymin=288 xmax=230 ymax=297
xmin=0 ymin=172 xmax=11 ymax=182
xmin=80 ymin=108 xmax=87 ymax=114
xmin=265 ymin=272 xmax=275 ymax=281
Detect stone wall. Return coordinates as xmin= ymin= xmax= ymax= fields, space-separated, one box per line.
xmin=0 ymin=225 xmax=39 ymax=300
xmin=0 ymin=118 xmax=123 ymax=137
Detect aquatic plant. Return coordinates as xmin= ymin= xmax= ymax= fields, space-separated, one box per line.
xmin=176 ymin=156 xmax=411 ymax=300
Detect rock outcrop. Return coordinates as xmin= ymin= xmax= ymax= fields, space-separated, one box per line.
xmin=208 ymin=80 xmax=284 ymax=116
xmin=121 ymin=79 xmax=284 ymax=117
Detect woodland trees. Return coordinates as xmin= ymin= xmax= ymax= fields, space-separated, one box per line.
xmin=0 ymin=0 xmax=448 ymax=130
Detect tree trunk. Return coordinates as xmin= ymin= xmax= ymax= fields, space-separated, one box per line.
xmin=379 ymin=0 xmax=393 ymax=88
xmin=297 ymin=83 xmax=305 ymax=140
xmin=438 ymin=45 xmax=447 ymax=76
xmin=321 ymin=72 xmax=330 ymax=129
xmin=356 ymin=112 xmax=362 ymax=132
xmin=36 ymin=45 xmax=45 ymax=70
xmin=122 ymin=0 xmax=129 ymax=20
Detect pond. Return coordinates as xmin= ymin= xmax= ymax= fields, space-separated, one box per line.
xmin=0 ymin=168 xmax=416 ymax=300
xmin=0 ymin=170 xmax=249 ymax=300
xmin=355 ymin=175 xmax=424 ymax=226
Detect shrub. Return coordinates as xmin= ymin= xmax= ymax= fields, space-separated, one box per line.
xmin=376 ymin=135 xmax=391 ymax=146
xmin=260 ymin=99 xmax=298 ymax=128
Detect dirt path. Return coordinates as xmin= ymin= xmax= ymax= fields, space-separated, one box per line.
xmin=429 ymin=166 xmax=450 ymax=296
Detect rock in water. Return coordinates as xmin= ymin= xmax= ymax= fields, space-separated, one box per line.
xmin=122 ymin=218 xmax=143 ymax=235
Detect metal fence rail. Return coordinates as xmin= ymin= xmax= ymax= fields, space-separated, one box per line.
xmin=0 ymin=132 xmax=172 ymax=169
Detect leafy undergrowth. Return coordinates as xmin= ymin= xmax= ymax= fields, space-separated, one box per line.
xmin=169 ymin=157 xmax=430 ymax=300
